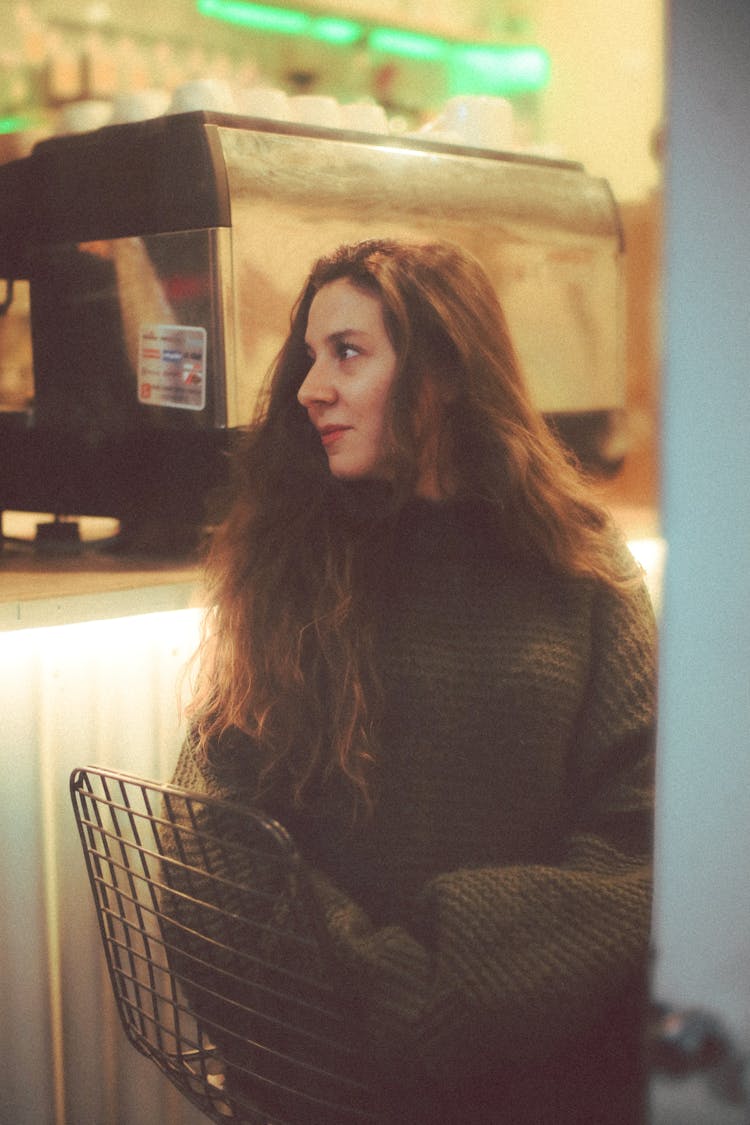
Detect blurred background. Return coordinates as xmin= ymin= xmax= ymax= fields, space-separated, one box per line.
xmin=1 ymin=2 xmax=749 ymax=1123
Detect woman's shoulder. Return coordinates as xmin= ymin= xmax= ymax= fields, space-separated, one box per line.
xmin=171 ymin=725 xmax=262 ymax=802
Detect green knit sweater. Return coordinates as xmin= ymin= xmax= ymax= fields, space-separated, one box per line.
xmin=170 ymin=499 xmax=657 ymax=1124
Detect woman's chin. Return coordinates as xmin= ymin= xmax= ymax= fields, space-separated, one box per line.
xmin=328 ymin=461 xmax=379 ymax=482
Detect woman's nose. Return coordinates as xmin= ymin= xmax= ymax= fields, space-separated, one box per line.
xmin=297 ymin=359 xmax=337 ymax=407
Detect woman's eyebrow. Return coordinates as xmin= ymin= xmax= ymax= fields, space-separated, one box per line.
xmin=327 ymin=329 xmax=368 ymax=343
xmin=305 ymin=328 xmax=368 ymax=350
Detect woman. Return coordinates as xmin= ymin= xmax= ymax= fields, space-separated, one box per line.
xmin=171 ymin=238 xmax=657 ymax=1123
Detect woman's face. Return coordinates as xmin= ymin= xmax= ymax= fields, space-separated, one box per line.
xmin=297 ymin=278 xmax=398 ymax=483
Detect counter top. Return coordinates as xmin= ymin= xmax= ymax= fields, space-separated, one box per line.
xmin=1 ymin=504 xmax=663 ymax=633
xmin=0 ymin=512 xmax=202 ymax=631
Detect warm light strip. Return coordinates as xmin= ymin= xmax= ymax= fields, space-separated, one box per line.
xmin=196 ymin=0 xmax=551 ymax=94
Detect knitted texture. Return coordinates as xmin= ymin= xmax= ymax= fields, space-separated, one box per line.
xmin=170 ymin=499 xmax=657 ymax=1124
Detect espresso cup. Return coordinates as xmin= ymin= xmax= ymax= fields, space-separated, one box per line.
xmin=288 ymin=95 xmax=342 ymax=129
xmin=168 ymin=78 xmax=237 ymax=114
xmin=340 ymin=102 xmax=389 ymax=134
xmin=437 ymin=95 xmax=513 ymax=150
xmin=58 ymin=100 xmax=113 ymax=134
xmin=238 ymin=86 xmax=290 ymax=121
xmin=111 ymin=89 xmax=170 ymax=123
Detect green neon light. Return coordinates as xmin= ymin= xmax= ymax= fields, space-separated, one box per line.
xmin=368 ymin=27 xmax=449 ymax=63
xmin=450 ymin=44 xmax=551 ymax=96
xmin=312 ymin=16 xmax=363 ymax=45
xmin=197 ymin=0 xmax=309 ymax=35
xmin=0 ymin=114 xmax=39 ymax=134
xmin=197 ymin=0 xmax=363 ymax=43
xmin=197 ymin=0 xmax=551 ymax=93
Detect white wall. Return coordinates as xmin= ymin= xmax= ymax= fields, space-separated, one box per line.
xmin=653 ymin=0 xmax=750 ymax=1047
xmin=534 ymin=0 xmax=664 ymax=201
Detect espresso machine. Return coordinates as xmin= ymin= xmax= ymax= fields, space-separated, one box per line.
xmin=0 ymin=111 xmax=625 ymax=549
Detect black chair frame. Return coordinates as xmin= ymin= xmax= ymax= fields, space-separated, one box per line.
xmin=70 ymin=765 xmax=383 ymax=1125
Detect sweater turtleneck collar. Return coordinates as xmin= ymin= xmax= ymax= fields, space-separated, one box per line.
xmin=392 ymin=496 xmax=509 ymax=568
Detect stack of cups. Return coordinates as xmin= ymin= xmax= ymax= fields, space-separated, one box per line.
xmin=163 ymin=82 xmax=391 ymax=136
xmin=58 ymin=100 xmax=113 ymax=134
xmin=111 ymin=89 xmax=170 ymax=123
xmin=420 ymin=95 xmax=514 ymax=151
xmin=287 ymin=95 xmax=343 ymax=129
xmin=238 ymin=86 xmax=290 ymax=122
xmin=168 ymin=78 xmax=237 ymax=114
xmin=340 ymin=102 xmax=389 ymax=134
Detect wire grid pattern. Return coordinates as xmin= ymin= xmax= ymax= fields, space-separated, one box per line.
xmin=69 ymin=766 xmax=382 ymax=1125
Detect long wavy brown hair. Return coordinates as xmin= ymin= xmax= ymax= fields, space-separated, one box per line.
xmin=189 ymin=238 xmax=636 ymax=808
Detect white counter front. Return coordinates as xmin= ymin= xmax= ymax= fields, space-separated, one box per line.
xmin=0 ymin=515 xmax=208 ymax=1125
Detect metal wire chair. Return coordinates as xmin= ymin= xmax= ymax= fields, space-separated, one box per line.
xmin=70 ymin=765 xmax=383 ymax=1125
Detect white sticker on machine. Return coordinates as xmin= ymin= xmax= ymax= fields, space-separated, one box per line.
xmin=138 ymin=324 xmax=207 ymax=411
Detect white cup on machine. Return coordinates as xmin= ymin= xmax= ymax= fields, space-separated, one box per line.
xmin=238 ymin=86 xmax=290 ymax=121
xmin=111 ymin=89 xmax=170 ymax=123
xmin=288 ymin=95 xmax=342 ymax=129
xmin=168 ymin=78 xmax=237 ymax=114
xmin=430 ymin=95 xmax=514 ymax=151
xmin=340 ymin=102 xmax=389 ymax=134
xmin=58 ymin=99 xmax=113 ymax=134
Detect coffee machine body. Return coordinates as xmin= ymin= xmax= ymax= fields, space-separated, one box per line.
xmin=0 ymin=112 xmax=624 ymax=539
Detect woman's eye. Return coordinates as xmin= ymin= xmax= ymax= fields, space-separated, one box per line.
xmin=337 ymin=342 xmax=359 ymax=361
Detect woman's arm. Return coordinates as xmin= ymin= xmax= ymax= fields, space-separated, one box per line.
xmin=309 ymin=573 xmax=657 ymax=1078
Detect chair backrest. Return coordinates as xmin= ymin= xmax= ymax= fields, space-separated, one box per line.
xmin=70 ymin=765 xmax=383 ymax=1125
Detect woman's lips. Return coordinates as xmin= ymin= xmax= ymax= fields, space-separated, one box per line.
xmin=318 ymin=425 xmax=351 ymax=447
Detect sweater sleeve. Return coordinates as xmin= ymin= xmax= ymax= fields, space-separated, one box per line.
xmin=308 ymin=571 xmax=657 ymax=1078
